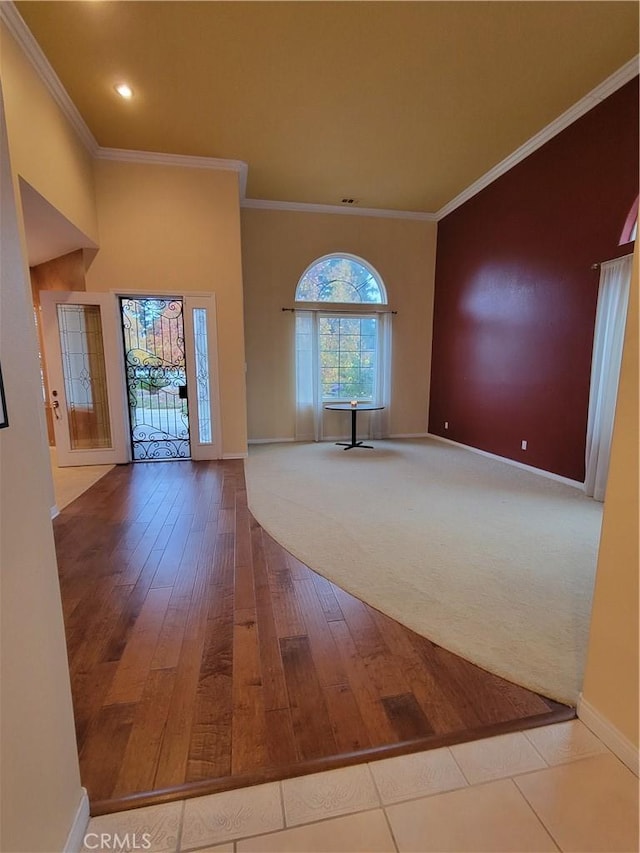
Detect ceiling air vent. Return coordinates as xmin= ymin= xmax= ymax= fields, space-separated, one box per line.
xmin=341 ymin=198 xmax=359 ymax=205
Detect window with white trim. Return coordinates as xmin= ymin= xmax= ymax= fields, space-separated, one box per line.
xmin=294 ymin=254 xmax=392 ymax=440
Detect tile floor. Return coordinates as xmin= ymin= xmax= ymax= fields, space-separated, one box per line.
xmin=49 ymin=448 xmax=114 ymax=511
xmin=81 ymin=721 xmax=638 ymax=853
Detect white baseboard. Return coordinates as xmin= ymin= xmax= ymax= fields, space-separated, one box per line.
xmin=427 ymin=433 xmax=584 ymax=489
xmin=577 ymin=695 xmax=639 ymax=776
xmin=63 ymin=788 xmax=90 ymax=853
xmin=249 ymin=433 xmax=429 ymax=444
xmin=248 ymin=437 xmax=295 ymax=445
xmin=223 ymin=452 xmax=248 ymax=459
xmin=51 ymin=504 xmax=60 ymax=520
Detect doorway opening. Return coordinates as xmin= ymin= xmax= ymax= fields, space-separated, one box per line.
xmin=120 ymin=296 xmax=191 ymax=461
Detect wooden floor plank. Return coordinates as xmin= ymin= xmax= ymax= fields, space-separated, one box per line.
xmin=264 ymin=534 xmax=307 ymax=638
xmin=78 ymin=702 xmax=137 ymax=803
xmin=104 ymin=586 xmax=173 ymax=705
xmin=231 ymin=607 xmax=268 ymax=774
xmin=382 ymin=693 xmax=435 ymax=741
xmin=293 ymin=578 xmax=349 ymax=688
xmin=112 ymin=668 xmax=176 ymax=797
xmin=311 ymin=571 xmax=345 ymax=622
xmin=68 ymin=583 xmax=133 ymax=677
xmin=252 ymin=523 xmax=290 ymax=712
xmin=234 ymin=488 xmax=252 ymax=571
xmin=265 ymin=707 xmax=299 ymax=767
xmin=187 ymin=627 xmax=233 ymax=778
xmin=72 ymin=661 xmax=119 ymax=752
xmin=153 ymin=555 xmax=212 ymax=789
xmin=102 ymin=550 xmax=165 ymax=665
xmin=328 ymin=619 xmax=400 ymax=746
xmin=52 ymin=458 xmax=572 ymax=815
xmin=187 ymin=526 xmax=235 ymax=780
xmin=280 ymin=636 xmax=338 ymax=762
xmin=323 ymin=683 xmax=372 ymax=753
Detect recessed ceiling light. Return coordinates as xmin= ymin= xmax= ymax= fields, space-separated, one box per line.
xmin=115 ymin=83 xmax=133 ymax=99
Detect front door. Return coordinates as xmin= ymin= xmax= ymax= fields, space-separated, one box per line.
xmin=40 ymin=291 xmax=129 ymax=466
xmin=120 ymin=297 xmax=191 ymax=461
xmin=41 ymin=290 xmax=222 ymax=466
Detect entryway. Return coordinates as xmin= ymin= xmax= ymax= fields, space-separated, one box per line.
xmin=120 ymin=296 xmax=191 ymax=461
xmin=38 ymin=289 xmax=222 ymax=474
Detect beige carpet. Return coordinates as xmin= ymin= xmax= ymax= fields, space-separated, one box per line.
xmin=245 ymin=438 xmax=603 ymax=705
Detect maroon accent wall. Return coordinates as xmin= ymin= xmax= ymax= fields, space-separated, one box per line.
xmin=429 ymin=78 xmax=639 ymax=481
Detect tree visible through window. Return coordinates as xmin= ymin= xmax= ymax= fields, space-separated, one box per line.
xmin=319 ymin=315 xmax=377 ymax=400
xmin=295 ymin=255 xmax=385 ymax=304
xmin=295 ymin=254 xmax=388 ymax=404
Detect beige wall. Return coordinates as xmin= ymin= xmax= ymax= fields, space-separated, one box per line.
xmin=582 ymin=245 xmax=639 ymax=748
xmin=241 ymin=208 xmax=437 ymax=440
xmin=1 ymin=85 xmax=83 ymax=853
xmin=0 ymin=23 xmax=98 ymax=243
xmin=86 ymin=159 xmax=248 ymax=456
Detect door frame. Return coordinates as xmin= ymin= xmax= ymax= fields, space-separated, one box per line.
xmin=41 ymin=289 xmax=224 ymax=465
xmin=115 ymin=289 xmax=223 ymax=462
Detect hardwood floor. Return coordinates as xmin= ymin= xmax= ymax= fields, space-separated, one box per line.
xmin=53 ymin=459 xmax=573 ymax=815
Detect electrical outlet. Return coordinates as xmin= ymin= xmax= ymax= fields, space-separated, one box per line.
xmin=444 ymin=421 xmax=449 ymax=430
xmin=521 ymin=440 xmax=527 ymax=450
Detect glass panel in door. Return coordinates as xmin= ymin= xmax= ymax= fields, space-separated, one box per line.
xmin=192 ymin=307 xmax=212 ymax=445
xmin=183 ymin=295 xmax=222 ymax=461
xmin=120 ymin=297 xmax=190 ymax=460
xmin=56 ymin=303 xmax=112 ymax=449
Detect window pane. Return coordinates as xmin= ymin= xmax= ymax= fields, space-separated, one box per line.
xmin=319 ymin=314 xmax=377 ymax=401
xmin=340 ymin=335 xmax=359 ymax=352
xmin=319 ymin=330 xmax=339 ymax=349
xmin=193 ymin=308 xmax=212 ymax=444
xmin=339 ymin=317 xmax=360 ymax=335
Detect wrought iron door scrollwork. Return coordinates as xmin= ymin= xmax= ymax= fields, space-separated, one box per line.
xmin=120 ymin=297 xmax=191 ymax=461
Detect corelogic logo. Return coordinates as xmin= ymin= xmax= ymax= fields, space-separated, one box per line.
xmin=83 ymin=833 xmax=152 ymax=850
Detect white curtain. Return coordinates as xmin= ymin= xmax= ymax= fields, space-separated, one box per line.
xmin=585 ymin=254 xmax=632 ymax=501
xmin=371 ymin=311 xmax=393 ymax=439
xmin=294 ymin=311 xmax=322 ymax=441
xmin=294 ymin=310 xmax=393 ymax=442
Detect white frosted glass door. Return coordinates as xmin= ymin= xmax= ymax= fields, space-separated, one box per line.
xmin=40 ymin=291 xmax=128 ymax=466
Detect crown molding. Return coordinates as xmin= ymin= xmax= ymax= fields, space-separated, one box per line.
xmin=241 ymin=197 xmax=437 ymax=222
xmin=0 ymin=1 xmax=99 ymax=154
xmin=3 ymin=0 xmax=636 ymax=222
xmin=436 ymin=55 xmax=640 ymax=221
xmin=96 ymin=147 xmax=248 ymax=190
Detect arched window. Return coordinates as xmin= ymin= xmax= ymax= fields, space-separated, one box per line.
xmin=294 ymin=254 xmax=391 ymax=441
xmin=295 ymin=254 xmax=387 ymax=304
